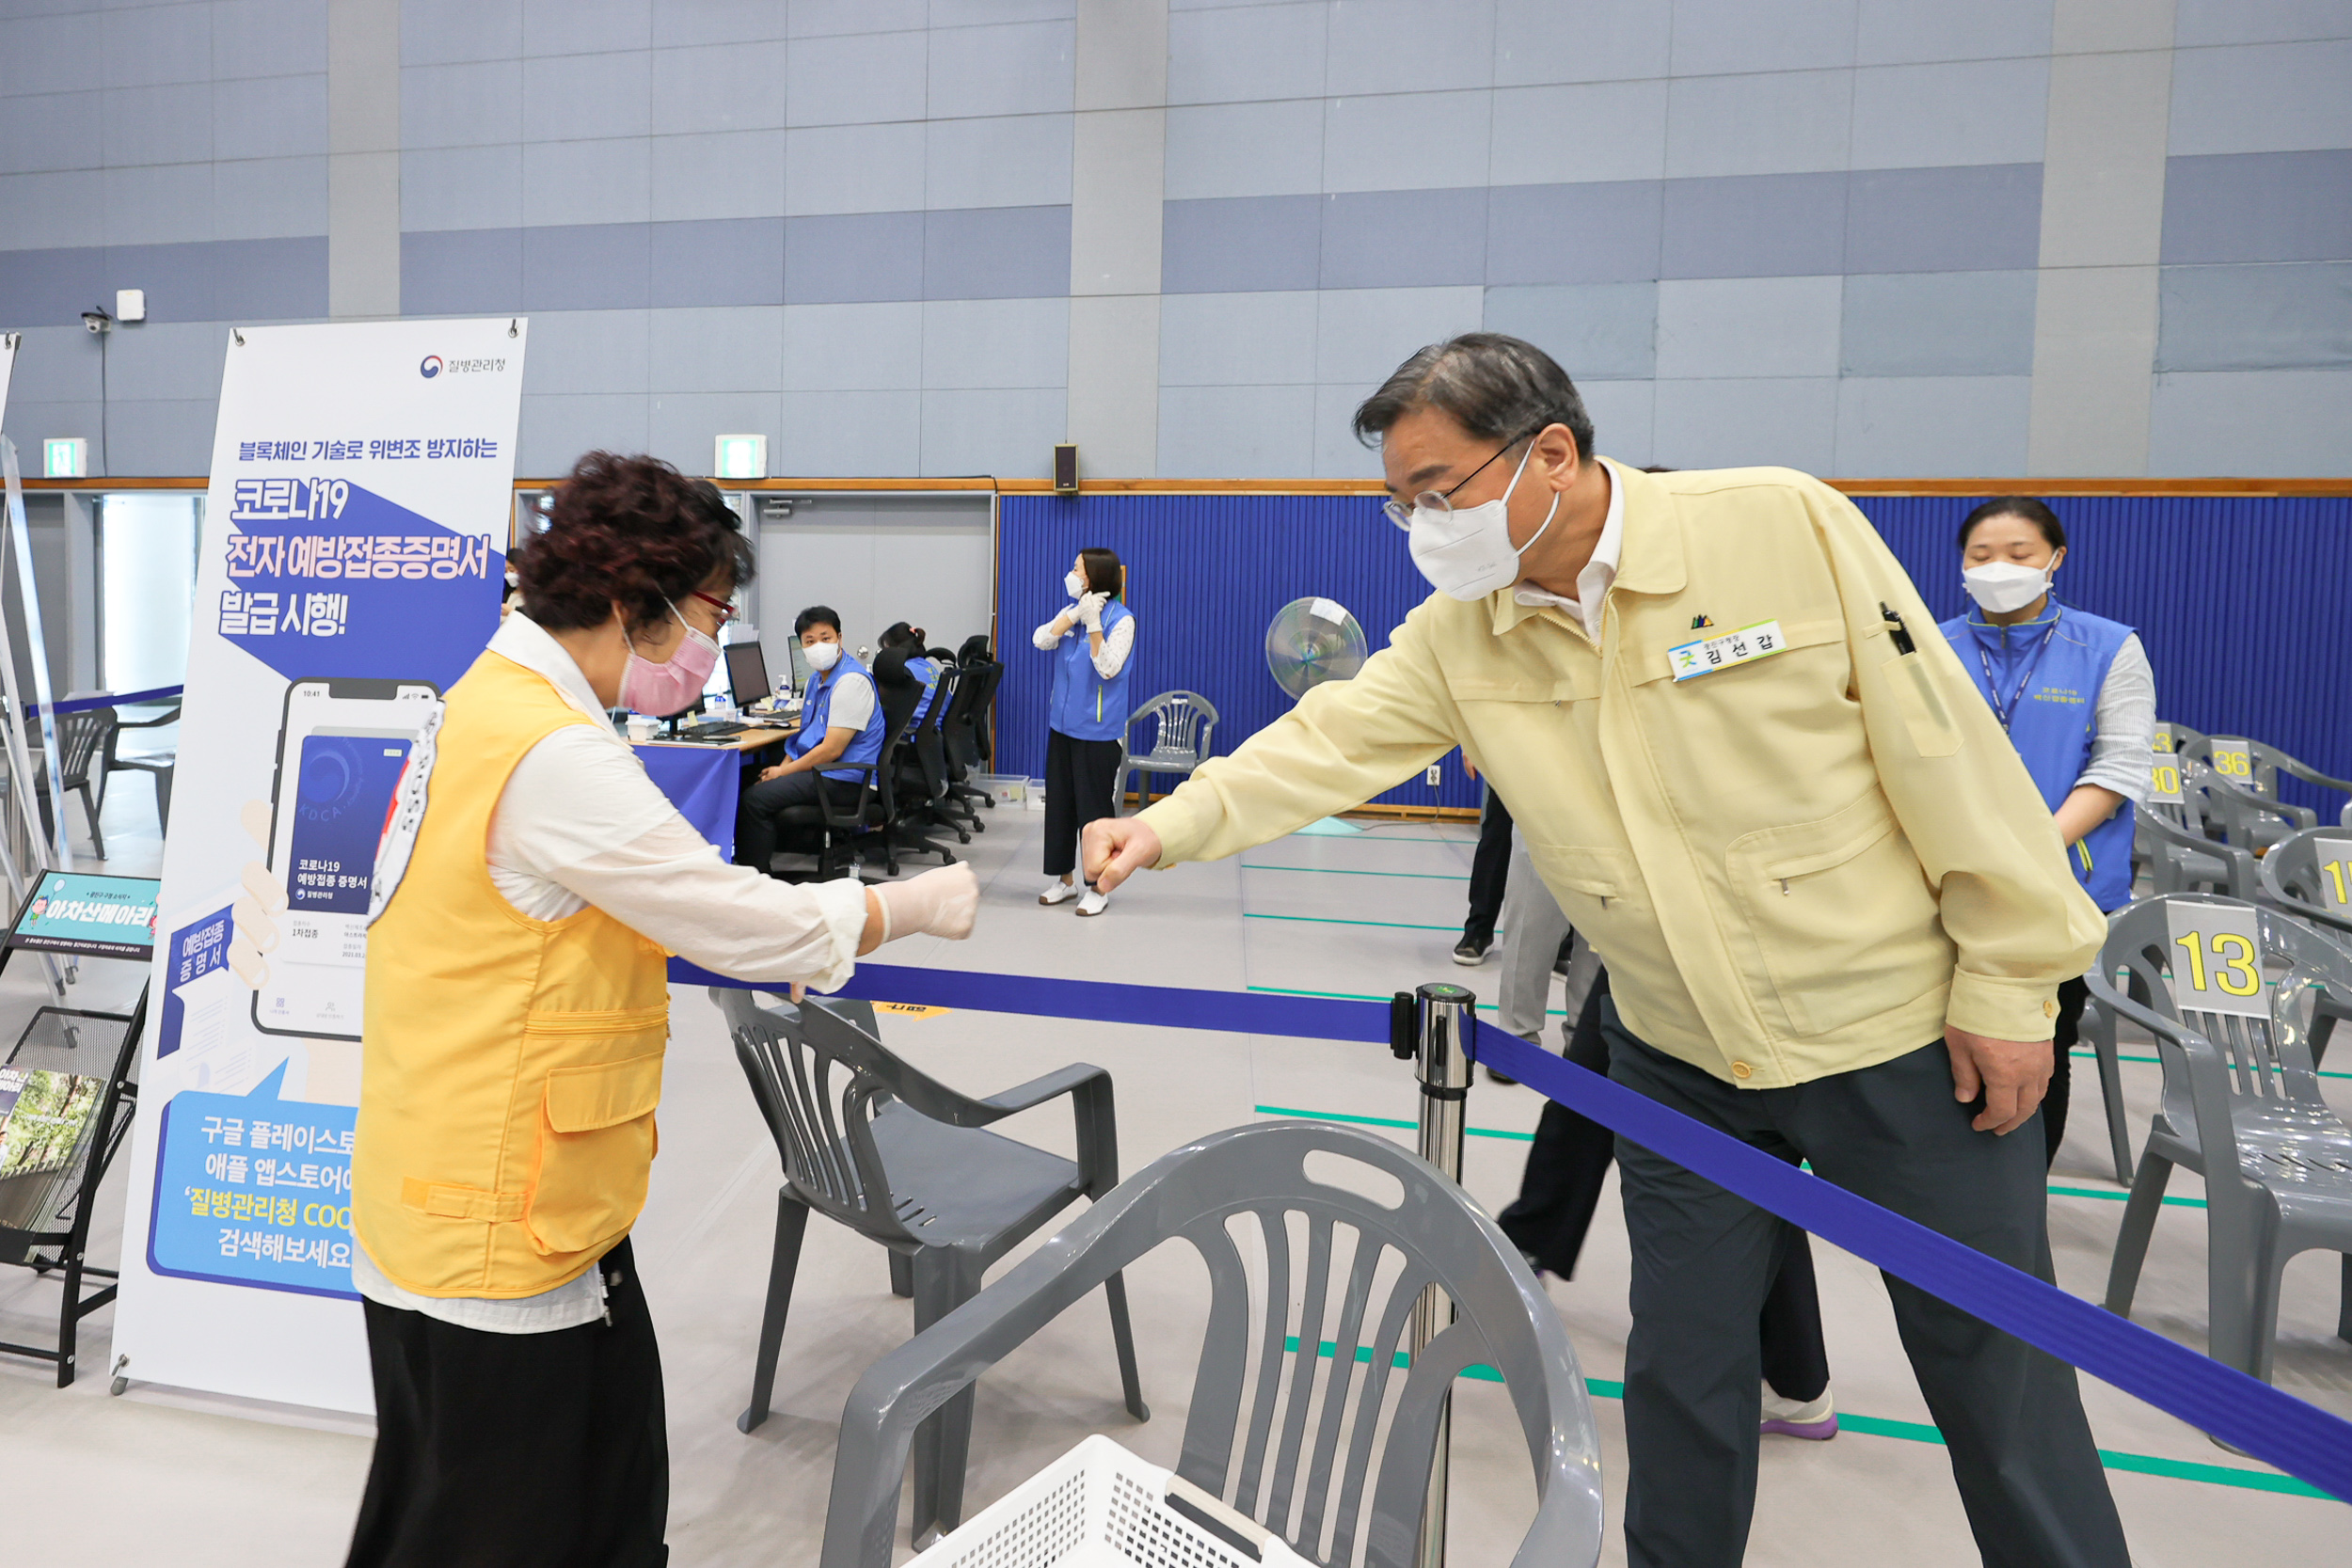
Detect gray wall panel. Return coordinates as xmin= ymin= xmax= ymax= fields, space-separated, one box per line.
xmin=1160 ymin=195 xmax=1322 ymax=293
xmin=2160 ymin=150 xmax=2352 ymax=263
xmin=2156 ymin=261 xmax=2352 ymax=370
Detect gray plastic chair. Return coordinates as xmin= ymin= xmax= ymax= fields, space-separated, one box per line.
xmin=2090 ymin=895 xmax=2352 ymax=1382
xmin=819 ymin=1119 xmax=1605 ymax=1568
xmin=2134 ymin=771 xmax=2259 ymax=900
xmin=2181 ymin=735 xmax=2350 ymax=854
xmin=1118 ymin=690 xmax=1219 ymax=813
xmin=2261 ymin=826 xmax=2352 ymax=950
xmin=712 ymin=988 xmax=1146 ymax=1544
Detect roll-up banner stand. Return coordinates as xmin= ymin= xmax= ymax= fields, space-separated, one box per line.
xmin=114 ymin=319 xmax=526 ymax=1412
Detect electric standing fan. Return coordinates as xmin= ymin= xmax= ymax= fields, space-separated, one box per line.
xmin=1264 ymin=597 xmax=1368 ymax=699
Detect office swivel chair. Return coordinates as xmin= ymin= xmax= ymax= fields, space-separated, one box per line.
xmin=771 ymin=678 xmax=923 ymax=881
xmin=941 ymin=658 xmax=1002 ymax=822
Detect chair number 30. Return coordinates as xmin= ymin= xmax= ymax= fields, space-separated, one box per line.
xmin=2151 ymin=763 xmax=2181 ymax=796
xmin=2174 ymin=929 xmax=2262 ymax=997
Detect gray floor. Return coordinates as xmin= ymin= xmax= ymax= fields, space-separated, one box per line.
xmin=2 ymin=779 xmax=2346 ymax=1565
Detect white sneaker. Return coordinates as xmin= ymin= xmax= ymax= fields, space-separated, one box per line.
xmin=1076 ymin=888 xmax=1110 ymax=917
xmin=1039 ymin=879 xmax=1079 ymax=906
xmin=1759 ymin=1385 xmax=1837 ymax=1439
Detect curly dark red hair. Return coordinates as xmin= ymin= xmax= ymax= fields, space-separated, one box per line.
xmin=518 ymin=451 xmax=755 ymax=634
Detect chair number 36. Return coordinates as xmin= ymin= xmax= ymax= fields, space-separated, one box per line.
xmin=2174 ymin=929 xmax=2262 ymax=997
xmin=2213 ymin=749 xmax=2252 ymax=778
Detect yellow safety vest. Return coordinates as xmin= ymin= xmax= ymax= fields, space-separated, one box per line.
xmin=354 ymin=649 xmax=671 ymax=1298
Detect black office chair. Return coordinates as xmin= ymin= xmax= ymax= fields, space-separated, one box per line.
xmin=884 ymin=669 xmax=961 ymax=866
xmin=942 ymin=659 xmax=1002 ymax=821
xmin=771 ymin=679 xmax=922 ymax=881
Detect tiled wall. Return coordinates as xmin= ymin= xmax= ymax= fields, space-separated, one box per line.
xmin=0 ymin=0 xmax=2345 ymax=478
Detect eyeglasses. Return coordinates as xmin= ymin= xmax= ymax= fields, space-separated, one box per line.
xmin=1380 ymin=431 xmax=1535 ymax=531
xmin=689 ymin=590 xmax=738 ymax=627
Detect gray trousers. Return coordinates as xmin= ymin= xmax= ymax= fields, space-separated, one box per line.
xmin=1496 ymin=830 xmax=1598 ymax=1041
xmin=1606 ymin=1003 xmax=2130 ymax=1568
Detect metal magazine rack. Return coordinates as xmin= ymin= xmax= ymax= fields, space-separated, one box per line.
xmin=0 ymin=869 xmax=155 ymax=1387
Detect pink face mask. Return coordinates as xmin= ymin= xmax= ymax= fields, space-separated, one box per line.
xmin=618 ymin=600 xmax=720 ymax=716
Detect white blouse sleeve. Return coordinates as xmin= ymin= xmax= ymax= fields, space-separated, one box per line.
xmin=2075 ymin=633 xmax=2158 ymax=806
xmin=1091 ymin=614 xmax=1135 ymax=679
xmin=1033 ymin=616 xmax=1067 ymax=651
xmin=490 ymin=724 xmax=869 ymax=990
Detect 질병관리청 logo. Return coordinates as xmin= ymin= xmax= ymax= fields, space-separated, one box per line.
xmin=419 ymin=356 xmax=443 ymax=378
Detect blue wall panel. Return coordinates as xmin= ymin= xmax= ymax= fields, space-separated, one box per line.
xmin=1859 ymin=495 xmax=2352 ymax=810
xmin=994 ymin=494 xmax=1481 ymax=812
xmin=997 ymin=492 xmax=2352 ymax=820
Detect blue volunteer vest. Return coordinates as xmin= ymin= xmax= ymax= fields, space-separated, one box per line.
xmin=787 ymin=651 xmax=888 ymax=783
xmin=1048 ymin=599 xmax=1134 ymax=743
xmin=907 ymin=655 xmax=941 ymax=728
xmin=1938 ymin=595 xmax=2137 ymax=911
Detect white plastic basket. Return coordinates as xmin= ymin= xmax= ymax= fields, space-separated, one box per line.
xmin=906 ymin=1434 xmax=1313 ymax=1568
xmin=976 ymin=773 xmax=1028 ymax=805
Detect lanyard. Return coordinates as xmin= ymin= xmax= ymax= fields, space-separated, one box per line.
xmin=1974 ymin=611 xmax=2060 ymax=733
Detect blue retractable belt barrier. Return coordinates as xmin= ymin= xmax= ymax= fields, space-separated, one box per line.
xmin=26 ymin=685 xmax=184 ymax=717
xmin=675 ymin=957 xmax=2352 ymax=1503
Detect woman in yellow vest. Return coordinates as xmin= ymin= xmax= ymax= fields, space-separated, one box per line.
xmin=345 ymin=451 xmax=977 ymax=1567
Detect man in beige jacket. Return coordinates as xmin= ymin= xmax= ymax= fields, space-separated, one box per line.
xmin=1088 ymin=335 xmax=2128 ymax=1568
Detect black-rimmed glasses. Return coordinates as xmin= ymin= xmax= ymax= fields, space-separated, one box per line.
xmin=1379 ymin=431 xmax=1534 ymax=531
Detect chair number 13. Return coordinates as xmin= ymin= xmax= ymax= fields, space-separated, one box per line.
xmin=2174 ymin=929 xmax=2262 ymax=997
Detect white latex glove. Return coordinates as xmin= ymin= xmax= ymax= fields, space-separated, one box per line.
xmin=871 ymin=863 xmax=979 ymax=944
xmin=1077 ymin=592 xmax=1107 ymax=630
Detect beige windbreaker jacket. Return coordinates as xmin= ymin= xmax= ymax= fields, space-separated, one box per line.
xmin=1135 ymin=461 xmax=2104 ymax=1088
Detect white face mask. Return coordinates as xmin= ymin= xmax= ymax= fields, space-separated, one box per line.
xmin=1065 ymin=569 xmax=1088 ymax=597
xmin=1963 ymin=561 xmax=2052 ymax=614
xmin=1407 ymin=444 xmax=1560 ymax=602
xmin=804 ymin=639 xmax=842 ymax=673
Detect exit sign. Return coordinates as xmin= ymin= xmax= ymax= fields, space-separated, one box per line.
xmin=43 ymin=437 xmax=87 ymax=478
xmin=713 ymin=434 xmax=766 ymax=480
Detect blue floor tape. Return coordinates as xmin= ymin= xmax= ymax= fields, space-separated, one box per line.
xmin=677 ymin=958 xmax=2352 ymax=1504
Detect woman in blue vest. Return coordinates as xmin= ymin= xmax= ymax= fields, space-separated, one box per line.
xmin=735 ymin=605 xmax=890 ymax=875
xmin=1939 ymin=498 xmax=2155 ymax=1167
xmin=1033 ymin=547 xmax=1135 ymax=916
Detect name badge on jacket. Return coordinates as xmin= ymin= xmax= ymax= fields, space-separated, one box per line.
xmin=1667 ymin=620 xmax=1788 ymax=683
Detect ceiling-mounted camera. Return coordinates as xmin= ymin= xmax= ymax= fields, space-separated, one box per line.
xmin=81 ymin=307 xmax=113 ymax=335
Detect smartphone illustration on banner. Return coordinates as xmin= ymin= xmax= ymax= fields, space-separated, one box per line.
xmin=253 ymin=677 xmax=442 ymax=1040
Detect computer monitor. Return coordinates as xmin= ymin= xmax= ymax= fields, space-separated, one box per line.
xmin=724 ymin=641 xmax=773 ymax=706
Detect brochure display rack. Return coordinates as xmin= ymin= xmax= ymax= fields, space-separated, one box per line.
xmin=0 ymin=870 xmax=155 ymax=1387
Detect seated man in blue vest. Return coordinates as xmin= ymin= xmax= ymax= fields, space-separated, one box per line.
xmin=735 ymin=605 xmax=890 ymax=875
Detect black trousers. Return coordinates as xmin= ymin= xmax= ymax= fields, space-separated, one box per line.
xmin=346 ymin=1239 xmax=668 ymax=1568
xmin=1043 ymin=729 xmax=1122 ymax=879
xmin=2048 ymin=974 xmax=2089 ymax=1168
xmin=734 ymin=768 xmax=864 ymax=873
xmin=1497 ymin=970 xmax=1830 ymax=1404
xmin=1462 ymin=786 xmax=1512 ymax=942
xmin=1607 ymin=1007 xmax=2128 ymax=1568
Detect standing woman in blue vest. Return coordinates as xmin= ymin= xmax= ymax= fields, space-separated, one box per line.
xmin=1940 ymin=498 xmax=2155 ymax=1167
xmin=1034 ymin=547 xmax=1135 ymax=916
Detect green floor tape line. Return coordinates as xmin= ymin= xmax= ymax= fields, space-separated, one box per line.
xmin=1244 ymin=911 xmax=1485 ymax=934
xmin=1279 ymin=1340 xmax=2324 ymax=1497
xmin=1255 ymin=1104 xmax=1534 ymax=1142
xmin=2071 ymin=1046 xmax=2352 ymax=1082
xmin=1240 ymin=863 xmax=1472 ymax=881
xmin=2050 ymin=1182 xmax=2207 ymax=1210
xmin=1246 ymin=983 xmax=1569 ymax=1018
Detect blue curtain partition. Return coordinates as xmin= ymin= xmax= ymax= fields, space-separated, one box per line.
xmin=994 ymin=491 xmax=2352 ymax=817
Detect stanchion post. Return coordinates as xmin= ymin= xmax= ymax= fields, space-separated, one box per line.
xmin=1391 ymin=982 xmax=1473 ymax=1568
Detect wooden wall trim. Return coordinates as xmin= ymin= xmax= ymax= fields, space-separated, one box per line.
xmin=20 ymin=475 xmax=2352 ymax=499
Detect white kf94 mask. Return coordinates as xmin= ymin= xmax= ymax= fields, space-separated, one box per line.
xmin=1963 ymin=561 xmax=2052 ymax=614
xmin=1407 ymin=444 xmax=1560 ymax=602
